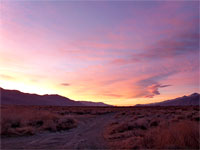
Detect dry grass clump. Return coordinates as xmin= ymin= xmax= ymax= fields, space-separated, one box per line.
xmin=1 ymin=106 xmax=77 ymax=136
xmin=0 ymin=105 xmax=114 ymax=137
xmin=38 ymin=106 xmax=114 ymax=116
xmin=104 ymin=106 xmax=200 ymax=149
xmin=143 ymin=121 xmax=199 ymax=149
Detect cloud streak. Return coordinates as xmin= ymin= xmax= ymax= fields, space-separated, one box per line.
xmin=61 ymin=83 xmax=70 ymax=86
xmin=0 ymin=74 xmax=15 ymax=80
xmin=110 ymin=32 xmax=199 ymax=65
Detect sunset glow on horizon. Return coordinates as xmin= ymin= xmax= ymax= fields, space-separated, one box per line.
xmin=0 ymin=1 xmax=199 ymax=106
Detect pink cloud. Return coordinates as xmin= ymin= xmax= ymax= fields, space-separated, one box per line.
xmin=0 ymin=74 xmax=15 ymax=80
xmin=60 ymin=83 xmax=70 ymax=86
xmin=145 ymin=84 xmax=171 ymax=98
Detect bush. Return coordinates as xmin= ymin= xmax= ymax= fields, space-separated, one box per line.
xmin=143 ymin=121 xmax=199 ymax=149
xmin=1 ymin=106 xmax=77 ymax=136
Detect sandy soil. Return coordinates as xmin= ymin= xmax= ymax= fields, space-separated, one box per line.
xmin=1 ymin=113 xmax=115 ymax=149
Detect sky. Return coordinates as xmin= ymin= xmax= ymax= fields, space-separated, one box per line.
xmin=0 ymin=1 xmax=199 ymax=106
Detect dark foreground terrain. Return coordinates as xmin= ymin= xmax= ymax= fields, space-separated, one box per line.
xmin=1 ymin=105 xmax=199 ymax=149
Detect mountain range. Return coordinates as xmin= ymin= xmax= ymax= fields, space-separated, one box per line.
xmin=1 ymin=87 xmax=199 ymax=107
xmin=0 ymin=88 xmax=111 ymax=106
xmin=135 ymin=93 xmax=200 ymax=106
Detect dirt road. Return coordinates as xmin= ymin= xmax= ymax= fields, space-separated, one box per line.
xmin=1 ymin=113 xmax=114 ymax=149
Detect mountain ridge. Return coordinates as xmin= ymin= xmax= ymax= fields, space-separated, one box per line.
xmin=135 ymin=93 xmax=200 ymax=106
xmin=0 ymin=87 xmax=111 ymax=107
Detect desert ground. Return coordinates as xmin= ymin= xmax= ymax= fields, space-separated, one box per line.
xmin=1 ymin=105 xmax=199 ymax=149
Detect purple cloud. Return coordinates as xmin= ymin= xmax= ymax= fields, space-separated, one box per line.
xmin=145 ymin=84 xmax=171 ymax=98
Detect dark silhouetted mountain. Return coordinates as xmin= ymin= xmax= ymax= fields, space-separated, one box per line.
xmin=135 ymin=93 xmax=200 ymax=106
xmin=0 ymin=88 xmax=111 ymax=106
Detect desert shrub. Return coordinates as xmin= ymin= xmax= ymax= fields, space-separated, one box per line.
xmin=56 ymin=117 xmax=77 ymax=131
xmin=1 ymin=106 xmax=77 ymax=136
xmin=112 ymin=123 xmax=135 ymax=133
xmin=142 ymin=121 xmax=199 ymax=149
xmin=194 ymin=117 xmax=200 ymax=122
xmin=14 ymin=126 xmax=35 ymax=136
xmin=107 ymin=119 xmax=148 ymax=136
xmin=150 ymin=121 xmax=159 ymax=127
xmin=137 ymin=115 xmax=145 ymax=119
xmin=104 ymin=106 xmax=199 ymax=150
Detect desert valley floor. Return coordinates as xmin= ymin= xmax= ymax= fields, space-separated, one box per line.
xmin=1 ymin=105 xmax=199 ymax=149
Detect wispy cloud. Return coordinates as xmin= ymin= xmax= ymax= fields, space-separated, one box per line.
xmin=110 ymin=32 xmax=199 ymax=65
xmin=0 ymin=74 xmax=15 ymax=80
xmin=61 ymin=83 xmax=70 ymax=86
